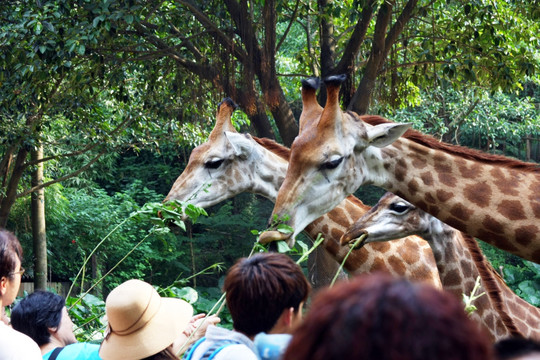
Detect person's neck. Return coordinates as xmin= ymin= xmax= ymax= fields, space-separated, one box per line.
xmin=1 ymin=305 xmax=9 ymax=325
xmin=40 ymin=337 xmax=66 ymax=356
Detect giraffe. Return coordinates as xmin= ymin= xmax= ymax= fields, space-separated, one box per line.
xmin=260 ymin=74 xmax=540 ymax=264
xmin=340 ymin=192 xmax=540 ymax=341
xmin=164 ymin=96 xmax=442 ymax=288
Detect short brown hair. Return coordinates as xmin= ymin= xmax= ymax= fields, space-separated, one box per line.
xmin=0 ymin=229 xmax=23 ymax=280
xmin=224 ymin=252 xmax=310 ymax=337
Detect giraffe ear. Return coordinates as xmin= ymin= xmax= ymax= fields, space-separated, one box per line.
xmin=224 ymin=131 xmax=255 ymax=159
xmin=366 ymin=123 xmax=411 ymax=148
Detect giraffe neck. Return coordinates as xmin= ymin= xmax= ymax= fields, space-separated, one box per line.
xmin=416 ymin=215 xmax=540 ymax=340
xmin=366 ymin=137 xmax=540 ymax=263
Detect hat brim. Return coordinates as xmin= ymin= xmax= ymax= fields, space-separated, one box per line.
xmin=99 ymin=298 xmax=193 ymax=360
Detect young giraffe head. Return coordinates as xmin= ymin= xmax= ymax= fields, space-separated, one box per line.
xmin=340 ymin=192 xmax=437 ymax=246
xmin=260 ymin=75 xmax=410 ymax=245
xmin=164 ymin=98 xmax=283 ymax=211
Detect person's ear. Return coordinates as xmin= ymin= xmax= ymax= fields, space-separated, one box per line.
xmin=0 ymin=276 xmax=8 ymax=297
xmin=283 ymin=307 xmax=294 ymax=327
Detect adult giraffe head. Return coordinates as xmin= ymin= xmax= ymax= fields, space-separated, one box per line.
xmin=164 ymin=97 xmax=273 ymax=212
xmin=259 ymin=75 xmax=410 ymax=245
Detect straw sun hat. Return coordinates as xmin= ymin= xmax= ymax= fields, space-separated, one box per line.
xmin=99 ymin=279 xmax=193 ymax=360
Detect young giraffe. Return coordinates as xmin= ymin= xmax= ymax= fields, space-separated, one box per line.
xmin=261 ymin=75 xmax=540 ymax=264
xmin=340 ymin=192 xmax=540 ymax=341
xmin=165 ymin=97 xmax=441 ymax=288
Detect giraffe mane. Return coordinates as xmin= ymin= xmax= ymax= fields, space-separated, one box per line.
xmin=461 ymin=235 xmax=522 ymax=337
xmin=253 ymin=136 xmax=290 ymax=160
xmin=359 ymin=114 xmax=540 ymax=172
xmin=252 ymin=135 xmax=366 ymax=207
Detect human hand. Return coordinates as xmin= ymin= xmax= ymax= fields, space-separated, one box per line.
xmin=183 ymin=313 xmax=221 ymax=340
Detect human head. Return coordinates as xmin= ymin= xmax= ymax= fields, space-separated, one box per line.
xmin=11 ymin=290 xmax=77 ymax=347
xmin=495 ymin=337 xmax=540 ymax=360
xmin=0 ymin=229 xmax=24 ymax=308
xmin=223 ymin=252 xmax=311 ymax=337
xmin=99 ymin=279 xmax=193 ymax=360
xmin=283 ymin=272 xmax=493 ymax=360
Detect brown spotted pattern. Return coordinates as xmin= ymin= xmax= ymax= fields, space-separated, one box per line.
xmin=345 ymin=192 xmax=540 ymax=341
xmin=381 ymin=137 xmax=540 ymax=264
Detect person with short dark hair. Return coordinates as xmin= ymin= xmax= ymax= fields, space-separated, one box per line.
xmin=184 ymin=252 xmax=311 ymax=360
xmin=495 ymin=337 xmax=540 ymax=360
xmin=0 ymin=229 xmax=42 ymax=359
xmin=11 ymin=290 xmax=100 ymax=359
xmin=283 ymin=272 xmax=494 ymax=360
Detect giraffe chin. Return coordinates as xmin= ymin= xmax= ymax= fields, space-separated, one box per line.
xmin=258 ymin=230 xmax=292 ymax=245
xmin=340 ymin=231 xmax=368 ymax=249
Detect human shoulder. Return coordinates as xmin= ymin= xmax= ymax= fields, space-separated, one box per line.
xmin=0 ymin=322 xmax=42 ymax=360
xmin=186 ymin=326 xmax=258 ymax=360
xmin=213 ymin=343 xmax=259 ymax=360
xmin=59 ymin=342 xmax=101 ymax=360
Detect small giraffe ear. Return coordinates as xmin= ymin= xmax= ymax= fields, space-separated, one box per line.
xmin=366 ymin=122 xmax=411 ymax=148
xmin=224 ymin=131 xmax=255 ymax=159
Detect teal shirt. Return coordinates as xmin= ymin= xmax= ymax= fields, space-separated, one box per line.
xmin=42 ymin=343 xmax=101 ymax=360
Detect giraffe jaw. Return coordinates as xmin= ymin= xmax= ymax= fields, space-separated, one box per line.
xmin=258 ymin=230 xmax=293 ymax=246
xmin=340 ymin=231 xmax=368 ymax=249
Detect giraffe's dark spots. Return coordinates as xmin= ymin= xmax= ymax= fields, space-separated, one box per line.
xmin=436 ymin=190 xmax=453 ymax=203
xmin=439 ymin=173 xmax=457 ymax=187
xmin=331 ymin=228 xmax=344 ymax=241
xmin=442 ymin=268 xmax=461 ymax=287
xmin=411 ymin=157 xmax=428 ymax=170
xmin=389 ymin=254 xmax=406 ymax=274
xmin=415 ymin=200 xmax=428 ymax=211
xmin=458 ymin=163 xmax=481 ymax=179
xmin=420 ymin=172 xmax=434 ymax=186
xmin=515 ymin=225 xmax=537 ymax=247
xmin=463 ymin=183 xmax=492 ymax=208
xmin=482 ymin=215 xmax=504 ymax=234
xmin=391 ymin=141 xmax=403 ymax=150
xmin=460 ymin=259 xmax=473 ymax=275
xmin=445 ymin=217 xmax=468 ymax=233
xmin=407 ymin=179 xmax=419 ymax=196
xmin=427 ymin=205 xmax=441 ymax=218
xmin=321 ymin=224 xmax=329 ymax=233
xmin=478 ymin=229 xmax=517 ymax=252
xmin=492 ymin=168 xmax=520 ymax=196
xmin=395 ymin=159 xmax=408 ymax=182
xmin=372 ymin=241 xmax=391 ymax=253
xmin=531 ymin=199 xmax=540 ymax=219
xmin=425 ymin=192 xmax=436 ymax=204
xmin=328 ymin=206 xmax=347 ymax=224
xmin=402 ymin=247 xmax=420 ymax=266
xmin=450 ymin=203 xmax=474 ymax=222
xmin=498 ymin=200 xmax=526 ymax=220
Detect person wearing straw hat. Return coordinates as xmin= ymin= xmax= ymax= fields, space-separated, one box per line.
xmin=99 ymin=279 xmax=218 ymax=360
xmin=183 ymin=252 xmax=311 ymax=360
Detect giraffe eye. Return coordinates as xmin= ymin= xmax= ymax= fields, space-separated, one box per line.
xmin=321 ymin=156 xmax=343 ymax=170
xmin=205 ymin=158 xmax=224 ymax=169
xmin=389 ymin=201 xmax=411 ymax=214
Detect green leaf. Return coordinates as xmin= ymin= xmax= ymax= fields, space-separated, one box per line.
xmin=276 ymin=240 xmax=290 ymax=253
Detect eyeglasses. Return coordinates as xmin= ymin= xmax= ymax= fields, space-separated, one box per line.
xmin=10 ymin=267 xmax=25 ymax=276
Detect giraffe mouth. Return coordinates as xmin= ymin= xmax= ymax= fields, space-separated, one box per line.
xmin=258 ymin=230 xmax=292 ymax=245
xmin=340 ymin=231 xmax=368 ymax=250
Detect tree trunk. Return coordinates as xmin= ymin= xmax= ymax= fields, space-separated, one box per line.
xmin=31 ymin=144 xmax=47 ymax=291
xmin=0 ymin=147 xmax=29 ymax=228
